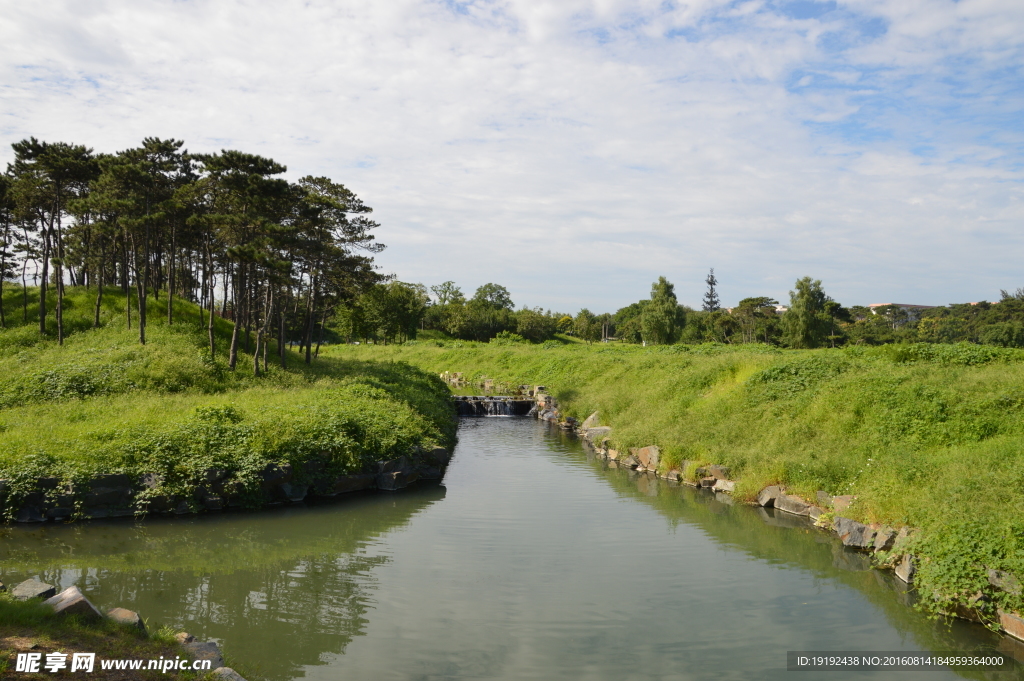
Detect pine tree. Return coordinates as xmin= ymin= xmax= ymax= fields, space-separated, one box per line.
xmin=702 ymin=268 xmax=720 ymax=312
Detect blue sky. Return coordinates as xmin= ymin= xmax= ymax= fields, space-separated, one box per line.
xmin=2 ymin=0 xmax=1022 ymax=311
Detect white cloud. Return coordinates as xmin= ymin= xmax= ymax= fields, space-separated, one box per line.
xmin=1 ymin=0 xmax=1022 ymax=310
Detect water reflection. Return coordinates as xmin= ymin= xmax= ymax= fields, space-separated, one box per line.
xmin=0 ymin=484 xmax=445 ymax=680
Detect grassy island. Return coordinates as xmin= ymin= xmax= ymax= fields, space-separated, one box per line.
xmin=0 ymin=287 xmax=456 ymax=520
xmin=324 ymin=339 xmax=1024 ymax=625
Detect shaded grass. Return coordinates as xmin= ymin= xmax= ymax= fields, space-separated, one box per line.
xmin=323 ymin=340 xmax=1024 ymax=622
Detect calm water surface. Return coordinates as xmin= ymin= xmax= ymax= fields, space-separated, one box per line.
xmin=2 ymin=418 xmax=1020 ymax=680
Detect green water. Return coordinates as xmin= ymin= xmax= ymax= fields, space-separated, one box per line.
xmin=1 ymin=418 xmax=1021 ymax=680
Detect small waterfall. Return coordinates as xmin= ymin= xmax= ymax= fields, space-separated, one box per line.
xmin=454 ymin=396 xmax=534 ymax=417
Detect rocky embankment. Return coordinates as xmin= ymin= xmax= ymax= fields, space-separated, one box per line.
xmin=0 ymin=447 xmax=451 ymax=524
xmin=530 ymin=391 xmax=1024 ymax=647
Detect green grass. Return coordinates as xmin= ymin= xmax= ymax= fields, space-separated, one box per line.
xmin=0 ymin=286 xmax=456 ymax=518
xmin=0 ymin=592 xmax=216 ymax=680
xmin=323 ymin=340 xmax=1024 ymax=624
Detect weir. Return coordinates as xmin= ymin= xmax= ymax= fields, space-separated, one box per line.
xmin=452 ymin=395 xmax=535 ymax=416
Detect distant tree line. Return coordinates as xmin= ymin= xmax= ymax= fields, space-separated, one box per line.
xmin=572 ymin=272 xmax=1024 ymax=349
xmin=0 ymin=137 xmax=384 ymax=369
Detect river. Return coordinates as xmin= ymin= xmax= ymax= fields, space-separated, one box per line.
xmin=1 ymin=417 xmax=1020 ymax=680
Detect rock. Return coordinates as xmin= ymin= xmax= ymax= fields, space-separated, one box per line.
xmin=706 ymin=465 xmax=730 ymax=480
xmin=699 ymin=477 xmax=716 ymax=488
xmin=139 ymin=473 xmax=164 ymax=489
xmin=623 ymin=455 xmax=641 ymax=469
xmin=46 ymin=507 xmax=74 ymax=520
xmin=204 ymin=469 xmax=228 ymax=484
xmin=377 ymin=468 xmax=420 ymax=491
xmin=175 ymin=632 xmax=196 ymax=644
xmin=1000 ymin=611 xmax=1024 ymax=642
xmin=585 ymin=426 xmax=612 ymax=441
xmin=808 ymin=506 xmax=825 ymax=521
xmin=183 ymin=641 xmax=224 ymax=670
xmin=316 ymin=474 xmax=376 ymax=497
xmin=775 ymin=494 xmax=811 ymax=516
xmin=85 ymin=475 xmax=133 ymax=507
xmin=211 ymin=667 xmax=248 ymax=681
xmin=0 ymin=581 xmax=4 ymax=592
xmin=11 ymin=579 xmax=56 ymax=601
xmin=662 ymin=469 xmax=681 ymax=482
xmin=607 ymin=449 xmax=620 ymax=460
xmin=712 ymin=479 xmax=735 ymax=493
xmin=36 ymin=477 xmax=60 ymax=490
xmin=201 ymin=495 xmax=224 ymax=511
xmin=107 ymin=607 xmax=146 ymax=633
xmin=630 ymin=446 xmax=660 ymax=470
xmin=756 ymin=486 xmax=782 ymax=507
xmin=43 ymin=586 xmax=103 ymax=621
xmin=428 ymin=447 xmax=450 ymax=467
xmin=581 ymin=411 xmax=600 ymax=430
xmin=832 ymin=495 xmax=855 ymax=513
xmin=873 ymin=527 xmax=897 ymax=552
xmin=816 ymin=490 xmax=832 ymax=507
xmin=834 ymin=517 xmax=877 ymax=549
xmin=260 ymin=463 xmax=293 ymax=488
xmin=174 ymin=500 xmax=192 ymax=514
xmin=895 ymin=554 xmax=916 ymax=584
xmin=276 ymin=483 xmax=308 ymax=503
xmin=892 ymin=526 xmax=914 ymax=549
xmin=989 ymin=569 xmax=1023 ymax=596
xmin=15 ymin=506 xmax=47 ymax=523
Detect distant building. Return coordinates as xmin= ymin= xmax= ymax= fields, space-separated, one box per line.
xmin=868 ymin=303 xmax=936 ymax=321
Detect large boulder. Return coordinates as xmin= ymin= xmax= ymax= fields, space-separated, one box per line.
xmin=581 ymin=412 xmax=600 ymax=430
xmin=756 ymin=486 xmax=783 ymax=508
xmin=585 ymin=426 xmax=612 ymax=442
xmin=834 ymin=517 xmax=877 ymax=549
xmin=43 ymin=586 xmax=103 ymax=621
xmin=11 ymin=579 xmax=56 ymax=601
xmin=211 ymin=668 xmax=248 ymax=681
xmin=775 ymin=494 xmax=811 ymax=516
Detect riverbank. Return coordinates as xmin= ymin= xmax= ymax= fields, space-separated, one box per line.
xmin=323 ymin=341 xmax=1024 ymax=627
xmin=0 ymin=287 xmax=457 ymax=522
xmin=1 ymin=587 xmax=225 ymax=680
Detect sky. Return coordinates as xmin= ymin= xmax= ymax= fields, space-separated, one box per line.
xmin=1 ymin=0 xmax=1022 ymax=312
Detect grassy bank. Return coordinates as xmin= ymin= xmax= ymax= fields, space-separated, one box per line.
xmin=0 ymin=593 xmax=212 ymax=680
xmin=0 ymin=287 xmax=456 ymax=518
xmin=324 ymin=340 xmax=1024 ymax=623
